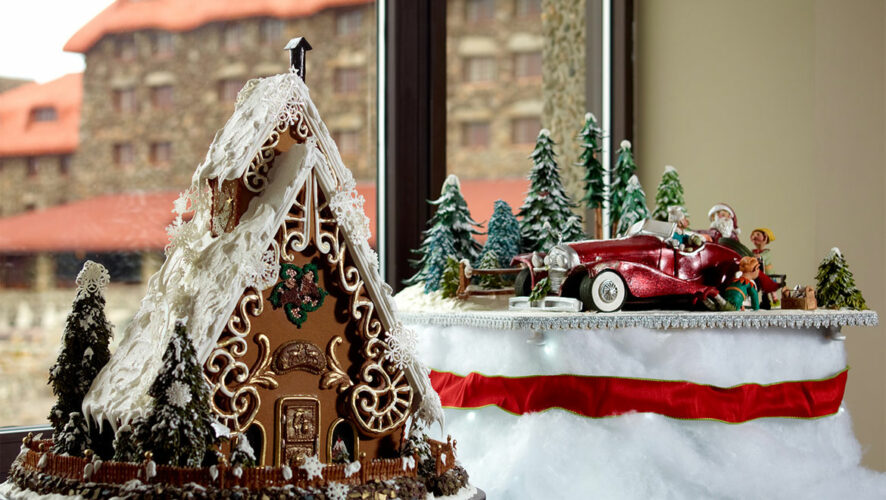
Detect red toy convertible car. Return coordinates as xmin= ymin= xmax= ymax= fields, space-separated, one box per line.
xmin=512 ymin=219 xmax=755 ymax=312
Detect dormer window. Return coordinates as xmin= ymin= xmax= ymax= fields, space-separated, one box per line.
xmin=31 ymin=106 xmax=57 ymax=122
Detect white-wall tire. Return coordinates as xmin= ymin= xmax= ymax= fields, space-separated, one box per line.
xmin=580 ymin=271 xmax=627 ymax=312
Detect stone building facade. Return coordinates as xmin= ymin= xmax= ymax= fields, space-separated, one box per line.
xmin=446 ymin=0 xmax=544 ymax=180
xmin=70 ymin=4 xmax=378 ymax=205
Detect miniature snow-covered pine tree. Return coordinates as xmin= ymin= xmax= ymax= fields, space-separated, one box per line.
xmin=112 ymin=423 xmax=140 ymax=463
xmin=480 ymin=200 xmax=521 ymax=268
xmin=610 ymin=140 xmax=637 ymax=237
xmin=477 ymin=250 xmax=504 ymax=289
xmin=518 ymin=129 xmax=585 ymax=252
xmin=815 ymin=248 xmax=868 ymax=310
xmin=652 ymin=165 xmax=687 ymax=221
xmin=406 ymin=175 xmax=483 ymax=291
xmin=410 ymin=227 xmax=458 ymax=293
xmin=134 ymin=321 xmax=217 ymax=467
xmin=616 ymin=175 xmax=650 ymax=237
xmin=577 ymin=113 xmax=606 ymax=238
xmin=440 ymin=256 xmax=462 ymax=299
xmin=48 ymin=261 xmax=113 ymax=456
xmin=230 ymin=435 xmax=257 ymax=468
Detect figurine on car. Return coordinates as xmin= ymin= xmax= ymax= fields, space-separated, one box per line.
xmin=703 ymin=256 xmax=761 ymax=311
xmin=667 ymin=206 xmax=706 ymax=250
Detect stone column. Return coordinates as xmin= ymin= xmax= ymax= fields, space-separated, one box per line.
xmin=542 ymin=0 xmax=586 ymax=215
xmin=33 ymin=253 xmax=55 ymax=292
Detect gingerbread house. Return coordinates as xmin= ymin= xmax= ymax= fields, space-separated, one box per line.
xmin=81 ymin=39 xmax=440 ymax=468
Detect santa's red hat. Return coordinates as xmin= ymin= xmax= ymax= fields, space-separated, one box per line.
xmin=708 ymin=203 xmax=740 ymax=235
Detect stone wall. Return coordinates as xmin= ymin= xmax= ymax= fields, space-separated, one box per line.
xmin=0 ymin=155 xmax=72 ymax=216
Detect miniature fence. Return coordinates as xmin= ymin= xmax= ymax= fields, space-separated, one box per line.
xmin=457 ymin=260 xmax=520 ymax=300
xmin=16 ymin=435 xmax=453 ymax=490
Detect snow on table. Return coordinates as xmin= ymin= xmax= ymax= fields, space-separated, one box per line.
xmin=405 ymin=309 xmax=886 ymax=499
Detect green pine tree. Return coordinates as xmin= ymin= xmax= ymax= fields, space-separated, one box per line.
xmin=112 ymin=422 xmax=140 ymax=462
xmin=230 ymin=435 xmax=257 ymax=468
xmin=406 ymin=175 xmax=483 ymax=291
xmin=440 ymin=256 xmax=462 ymax=299
xmin=479 ymin=200 xmax=521 ymax=267
xmin=48 ymin=261 xmax=114 ymax=456
xmin=616 ymin=175 xmax=650 ymax=237
xmin=577 ymin=113 xmax=606 ymax=239
xmin=518 ymin=129 xmax=585 ymax=252
xmin=610 ymin=140 xmax=637 ymax=237
xmin=134 ymin=321 xmax=218 ymax=467
xmin=652 ymin=165 xmax=687 ymax=221
xmin=477 ymin=250 xmax=504 ymax=289
xmin=815 ymin=248 xmax=867 ymax=310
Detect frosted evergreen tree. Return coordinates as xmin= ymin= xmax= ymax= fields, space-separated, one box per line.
xmin=112 ymin=423 xmax=140 ymax=462
xmin=406 ymin=175 xmax=483 ymax=291
xmin=610 ymin=140 xmax=637 ymax=237
xmin=230 ymin=435 xmax=257 ymax=467
xmin=518 ymin=129 xmax=585 ymax=252
xmin=134 ymin=321 xmax=217 ymax=467
xmin=616 ymin=175 xmax=650 ymax=237
xmin=477 ymin=250 xmax=504 ymax=289
xmin=411 ymin=227 xmax=458 ymax=293
xmin=48 ymin=261 xmax=113 ymax=456
xmin=440 ymin=256 xmax=462 ymax=299
xmin=577 ymin=113 xmax=606 ymax=238
xmin=815 ymin=248 xmax=867 ymax=310
xmin=652 ymin=165 xmax=687 ymax=221
xmin=479 ymin=200 xmax=521 ymax=267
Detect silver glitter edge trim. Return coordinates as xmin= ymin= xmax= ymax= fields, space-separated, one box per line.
xmin=398 ymin=309 xmax=879 ymax=331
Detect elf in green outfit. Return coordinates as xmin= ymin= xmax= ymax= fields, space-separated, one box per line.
xmin=704 ymin=257 xmax=761 ymax=311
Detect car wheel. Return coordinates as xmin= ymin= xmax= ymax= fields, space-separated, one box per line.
xmin=580 ymin=271 xmax=626 ymax=312
xmin=514 ymin=267 xmax=532 ymax=296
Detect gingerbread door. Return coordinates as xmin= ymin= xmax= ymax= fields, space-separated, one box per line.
xmin=276 ymin=396 xmax=320 ymax=466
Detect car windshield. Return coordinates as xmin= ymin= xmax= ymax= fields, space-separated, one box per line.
xmin=626 ymin=218 xmax=676 ymax=240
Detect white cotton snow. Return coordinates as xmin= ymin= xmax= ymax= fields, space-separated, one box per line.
xmin=430 ymin=406 xmax=886 ymax=499
xmin=413 ymin=323 xmax=846 ymax=386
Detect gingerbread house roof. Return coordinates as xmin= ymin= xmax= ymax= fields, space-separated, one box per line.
xmin=82 ymin=68 xmax=437 ymax=432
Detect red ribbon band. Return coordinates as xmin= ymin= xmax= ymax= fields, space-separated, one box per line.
xmin=430 ymin=368 xmax=848 ymax=422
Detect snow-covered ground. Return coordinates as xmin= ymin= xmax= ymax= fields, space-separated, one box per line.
xmin=408 ymin=316 xmax=886 ymax=498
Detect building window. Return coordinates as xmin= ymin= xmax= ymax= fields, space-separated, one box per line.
xmin=113 ymin=88 xmax=137 ymax=113
xmin=150 ymin=142 xmax=172 ymax=167
xmin=151 ymin=31 xmax=174 ymax=57
xmin=223 ymin=22 xmax=243 ymax=52
xmin=59 ymin=155 xmax=71 ymax=177
xmin=260 ymin=18 xmax=283 ymax=45
xmin=332 ymin=130 xmax=360 ymax=156
xmin=26 ymin=157 xmax=38 ymax=178
xmin=511 ymin=116 xmax=541 ymax=144
xmin=336 ymin=8 xmax=364 ymax=36
xmin=113 ymin=143 xmax=134 ymax=168
xmin=466 ymin=0 xmax=496 ymax=23
xmin=116 ymin=34 xmax=136 ymax=60
xmin=334 ymin=68 xmax=362 ymax=94
xmin=464 ymin=57 xmax=496 ymax=83
xmin=513 ymin=51 xmax=542 ymax=79
xmin=218 ymin=79 xmax=245 ymax=102
xmin=462 ymin=121 xmax=490 ymax=148
xmin=151 ymin=85 xmax=174 ymax=110
xmin=30 ymin=106 xmax=58 ymax=122
xmin=514 ymin=0 xmax=541 ymax=17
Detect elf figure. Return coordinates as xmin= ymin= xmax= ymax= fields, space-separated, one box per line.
xmin=667 ymin=206 xmax=706 ymax=251
xmin=704 ymin=256 xmax=760 ymax=311
xmin=750 ymin=228 xmax=775 ymax=275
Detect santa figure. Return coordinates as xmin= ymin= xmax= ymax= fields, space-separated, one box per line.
xmin=702 ymin=203 xmax=740 ymax=243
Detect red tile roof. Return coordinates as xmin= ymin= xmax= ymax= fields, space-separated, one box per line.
xmin=0 ymin=73 xmax=81 ymax=157
xmin=64 ymin=0 xmax=374 ymax=53
xmin=0 ymin=178 xmax=530 ymax=253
